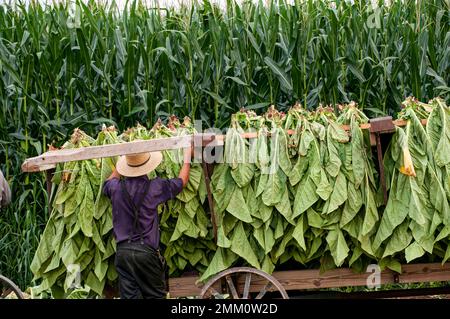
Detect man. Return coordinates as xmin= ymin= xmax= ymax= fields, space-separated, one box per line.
xmin=103 ymin=146 xmax=192 ymax=299
xmin=0 ymin=169 xmax=11 ymax=208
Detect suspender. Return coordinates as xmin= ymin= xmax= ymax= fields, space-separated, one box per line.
xmin=120 ymin=178 xmax=152 ymax=244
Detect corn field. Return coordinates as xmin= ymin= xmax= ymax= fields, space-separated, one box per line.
xmin=0 ymin=0 xmax=449 ymax=290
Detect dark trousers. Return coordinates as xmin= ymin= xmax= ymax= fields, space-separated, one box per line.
xmin=115 ymin=242 xmax=167 ymax=299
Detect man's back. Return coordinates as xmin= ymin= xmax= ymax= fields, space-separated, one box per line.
xmin=104 ymin=148 xmax=191 ymax=299
xmin=103 ymin=175 xmax=183 ymax=249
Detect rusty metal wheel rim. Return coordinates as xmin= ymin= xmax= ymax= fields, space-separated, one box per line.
xmin=0 ymin=275 xmax=24 ymax=299
xmin=200 ymin=267 xmax=289 ymax=299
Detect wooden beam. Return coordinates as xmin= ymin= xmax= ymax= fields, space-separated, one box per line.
xmin=168 ymin=276 xmax=202 ymax=298
xmin=21 ymin=133 xmax=216 ymax=173
xmin=214 ymin=119 xmax=427 ymax=143
xmin=238 ymin=263 xmax=450 ymax=293
xmin=397 ymin=263 xmax=450 ymax=284
xmin=167 ymin=263 xmax=450 ymax=297
xmin=237 ymin=268 xmax=389 ymax=292
xmin=168 ymin=276 xmax=222 ymax=298
xmin=35 ymin=164 xmax=57 ymax=172
xmin=394 ymin=118 xmax=428 ymax=127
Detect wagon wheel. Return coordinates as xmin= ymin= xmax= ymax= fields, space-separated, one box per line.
xmin=200 ymin=267 xmax=289 ymax=299
xmin=0 ymin=275 xmax=24 ymax=299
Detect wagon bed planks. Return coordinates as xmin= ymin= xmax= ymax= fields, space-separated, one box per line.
xmin=168 ymin=263 xmax=450 ymax=297
xmin=243 ymin=263 xmax=450 ymax=292
xmin=169 ymin=276 xmax=223 ymax=298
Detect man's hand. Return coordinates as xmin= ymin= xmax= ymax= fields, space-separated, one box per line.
xmin=183 ymin=143 xmax=194 ymax=163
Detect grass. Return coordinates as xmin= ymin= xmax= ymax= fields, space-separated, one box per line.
xmin=0 ymin=174 xmax=49 ymax=289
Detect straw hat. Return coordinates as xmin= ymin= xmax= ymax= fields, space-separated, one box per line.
xmin=116 ymin=151 xmax=163 ymax=177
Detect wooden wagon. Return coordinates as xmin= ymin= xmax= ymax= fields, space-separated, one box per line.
xmin=20 ymin=117 xmax=450 ymax=299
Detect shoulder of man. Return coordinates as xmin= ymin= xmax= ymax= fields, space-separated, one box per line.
xmin=103 ymin=177 xmax=120 ymax=197
xmin=104 ymin=177 xmax=120 ymax=187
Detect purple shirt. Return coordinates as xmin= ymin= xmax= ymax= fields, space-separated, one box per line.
xmin=103 ymin=176 xmax=183 ymax=249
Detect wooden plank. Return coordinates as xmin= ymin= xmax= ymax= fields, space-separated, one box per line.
xmin=340 ymin=123 xmax=371 ymax=131
xmin=238 ymin=268 xmax=393 ymax=292
xmin=370 ymin=116 xmax=395 ymax=133
xmin=168 ymin=263 xmax=450 ymax=297
xmin=369 ymin=132 xmax=377 ymax=146
xmin=168 ymin=276 xmax=222 ymax=298
xmin=21 ymin=133 xmax=216 ymax=173
xmin=37 ymin=164 xmax=57 ymax=172
xmin=394 ymin=118 xmax=428 ymax=127
xmin=398 ymin=263 xmax=450 ymax=284
xmin=168 ymin=276 xmax=202 ymax=298
xmin=238 ymin=263 xmax=450 ymax=293
xmin=214 ymin=129 xmax=296 ymax=142
xmin=213 ymin=119 xmax=427 ymax=143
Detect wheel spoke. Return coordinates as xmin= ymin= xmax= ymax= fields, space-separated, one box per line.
xmin=225 ymin=275 xmax=239 ymax=299
xmin=1 ymin=288 xmax=11 ymax=299
xmin=255 ymin=281 xmax=273 ymax=299
xmin=0 ymin=275 xmax=24 ymax=299
xmin=242 ymin=273 xmax=252 ymax=299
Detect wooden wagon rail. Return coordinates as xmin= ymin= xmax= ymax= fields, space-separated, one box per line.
xmin=168 ymin=263 xmax=450 ymax=298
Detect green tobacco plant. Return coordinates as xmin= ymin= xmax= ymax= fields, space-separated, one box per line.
xmin=30 ymin=119 xmax=215 ymax=297
xmin=202 ymin=103 xmax=380 ymax=281
xmin=30 ymin=127 xmax=118 ymax=297
xmin=202 ymin=98 xmax=450 ymax=282
xmin=374 ymin=98 xmax=450 ymax=267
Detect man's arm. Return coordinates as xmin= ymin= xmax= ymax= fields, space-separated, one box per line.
xmin=178 ymin=146 xmax=193 ymax=187
xmin=107 ymin=167 xmax=121 ymax=180
xmin=103 ymin=167 xmax=120 ymax=199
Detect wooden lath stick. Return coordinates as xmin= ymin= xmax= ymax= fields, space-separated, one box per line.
xmin=22 ymin=134 xmax=216 ymax=173
xmin=214 ymin=118 xmax=427 ymax=142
